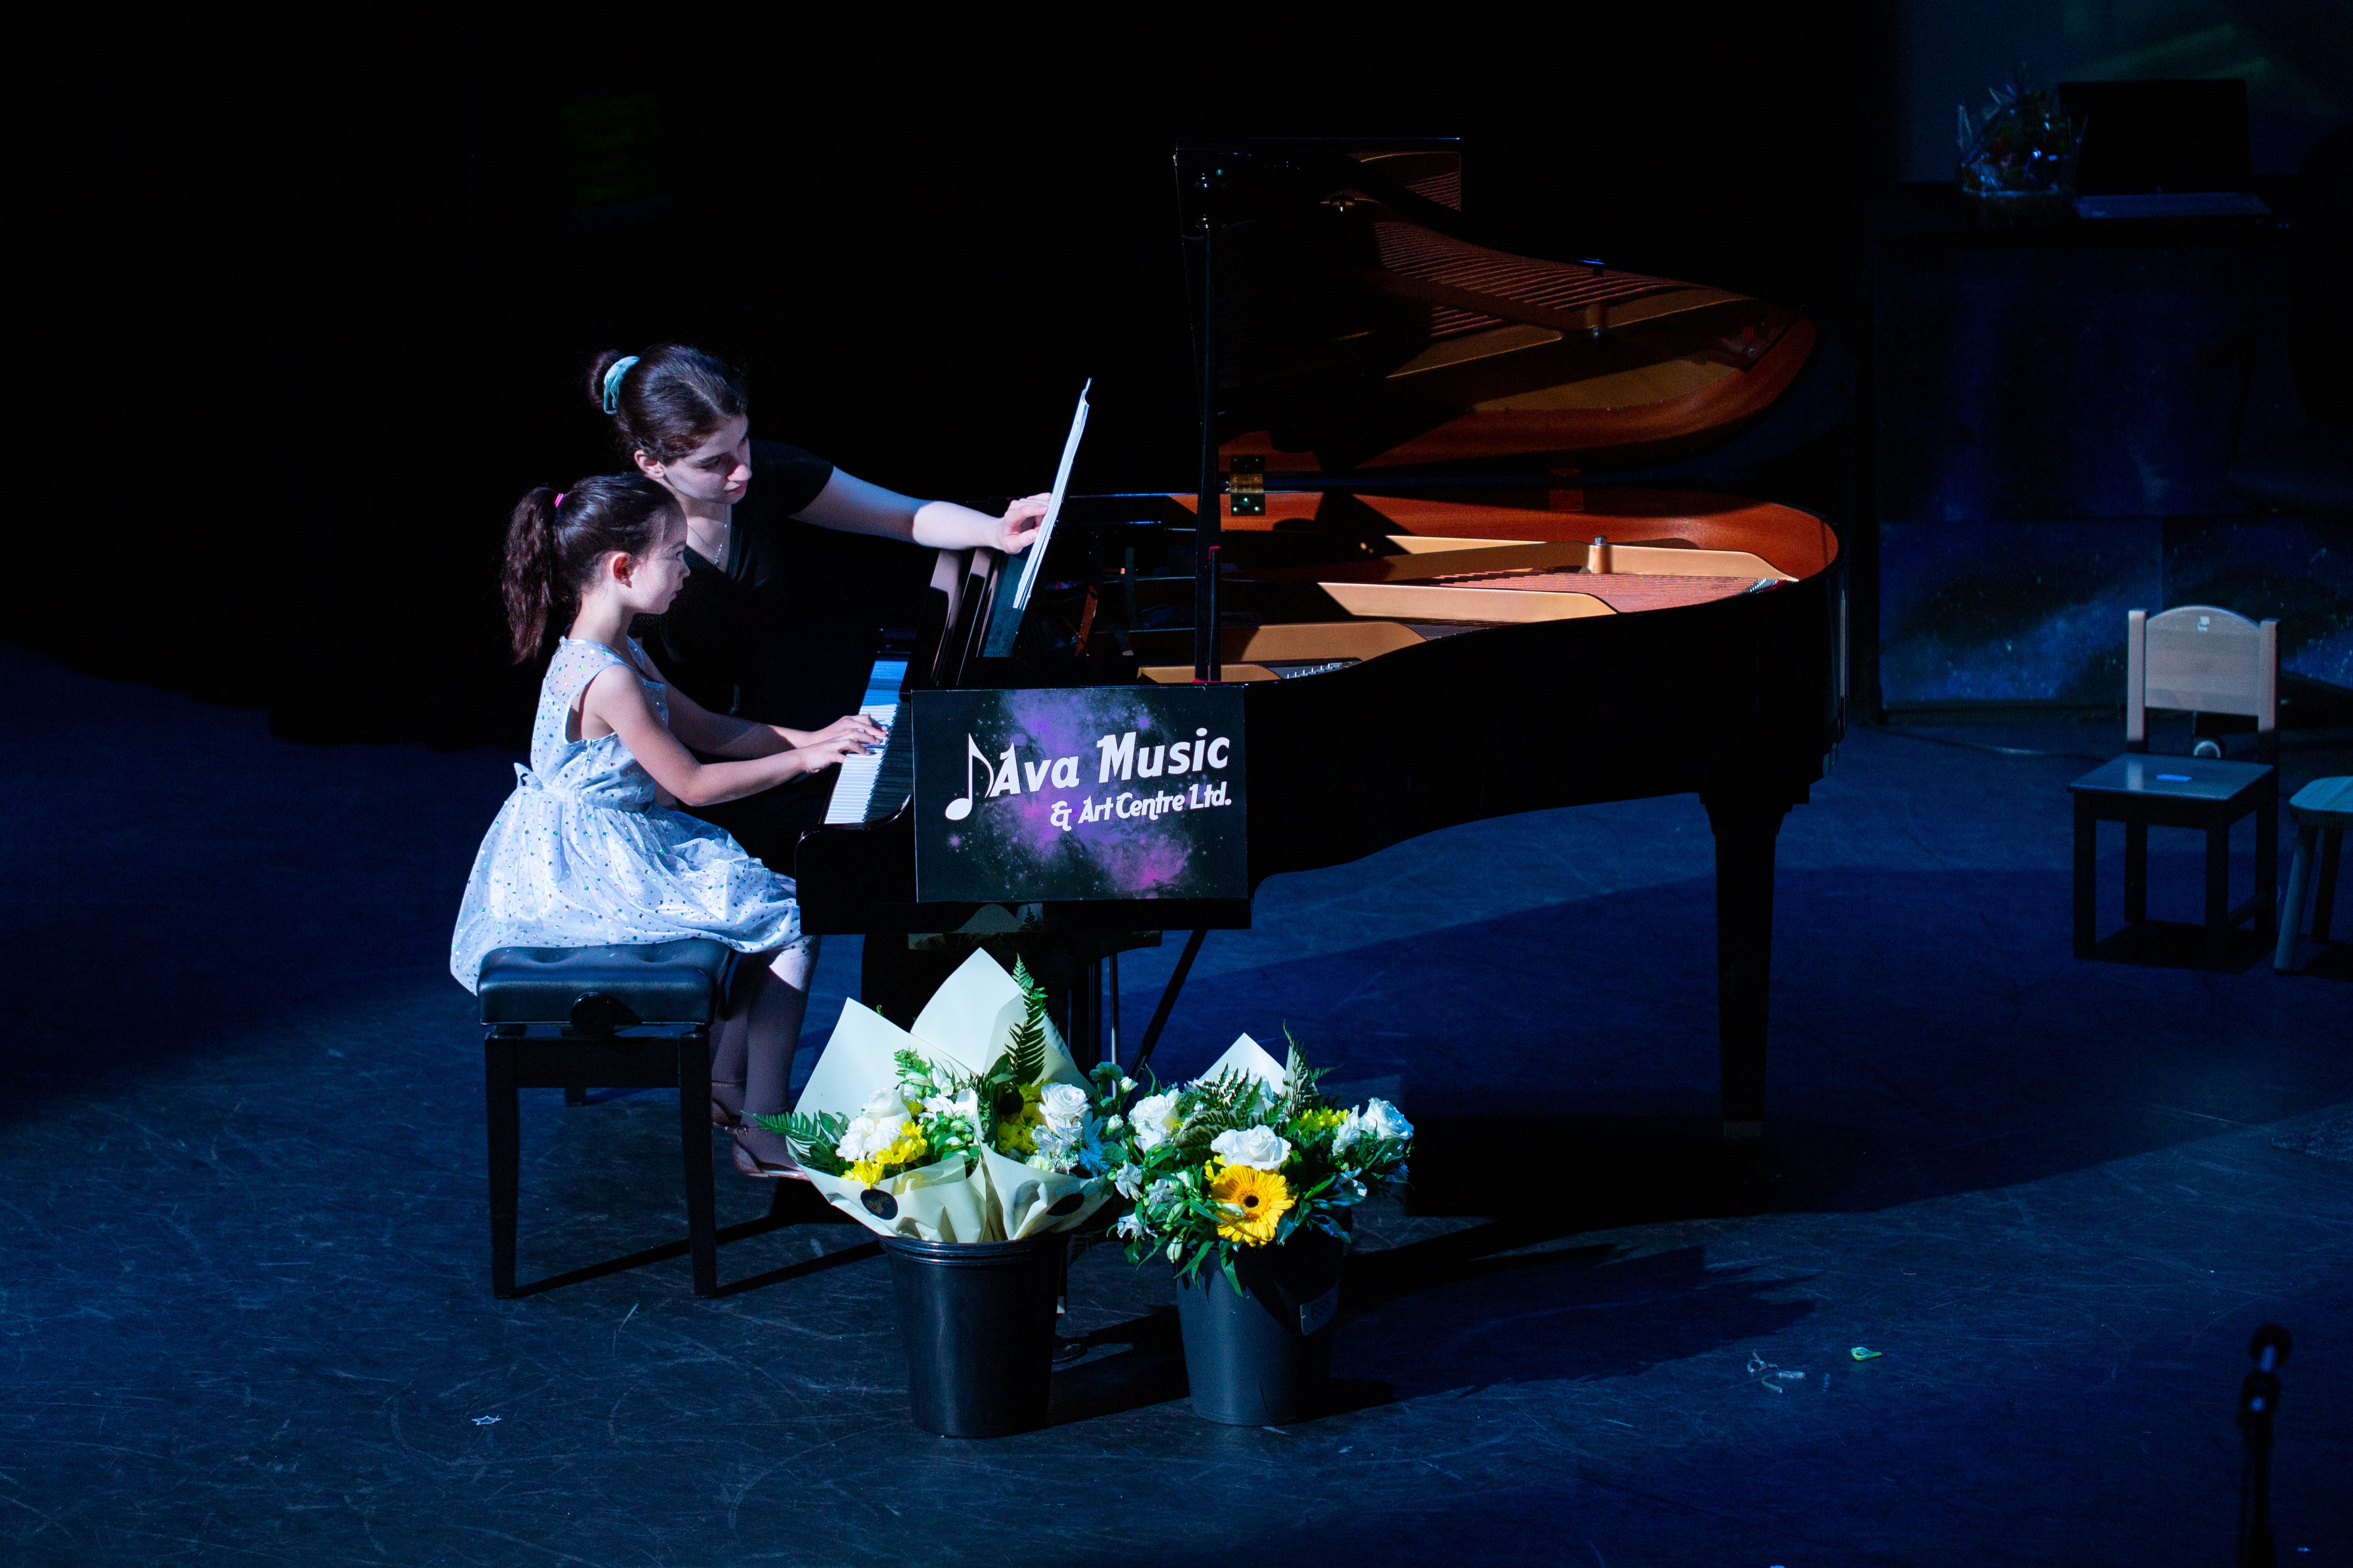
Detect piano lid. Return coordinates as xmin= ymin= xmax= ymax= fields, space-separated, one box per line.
xmin=1175 ymin=139 xmax=1821 ymax=476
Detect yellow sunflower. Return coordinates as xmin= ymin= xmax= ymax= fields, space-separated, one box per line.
xmin=1208 ymin=1159 xmax=1294 ymax=1246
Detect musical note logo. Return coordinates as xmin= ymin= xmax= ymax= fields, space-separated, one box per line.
xmin=943 ymin=733 xmax=990 ymax=821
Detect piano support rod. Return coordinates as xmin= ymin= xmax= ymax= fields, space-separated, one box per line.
xmin=1195 ymin=219 xmax=1222 ymax=683
xmin=1126 ymin=927 xmax=1208 ymax=1080
xmin=1106 ymin=951 xmax=1120 ymax=1066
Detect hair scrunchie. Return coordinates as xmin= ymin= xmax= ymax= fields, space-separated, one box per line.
xmin=601 ymin=355 xmax=640 ymax=416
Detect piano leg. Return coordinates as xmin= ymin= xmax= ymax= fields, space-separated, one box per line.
xmin=1703 ymin=792 xmax=1794 ymax=1140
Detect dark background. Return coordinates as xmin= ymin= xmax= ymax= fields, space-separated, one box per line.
xmin=17 ymin=7 xmax=2344 ymax=748
xmin=19 ymin=8 xmax=1891 ymax=747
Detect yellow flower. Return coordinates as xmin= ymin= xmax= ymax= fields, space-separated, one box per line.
xmin=848 ymin=1126 xmax=930 ymax=1187
xmin=1208 ymin=1160 xmax=1293 ymax=1246
xmin=1294 ymin=1107 xmax=1347 ymax=1136
xmin=993 ymin=1083 xmax=1046 ymax=1158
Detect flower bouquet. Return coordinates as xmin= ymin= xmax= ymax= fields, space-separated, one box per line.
xmin=1957 ymin=64 xmax=2083 ymax=226
xmin=756 ymin=947 xmax=1123 ymax=1242
xmin=1101 ymin=1030 xmax=1412 ymax=1424
xmin=762 ymin=948 xmax=1127 ymax=1437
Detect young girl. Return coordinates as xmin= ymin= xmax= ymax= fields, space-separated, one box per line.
xmin=587 ymin=343 xmax=1045 ymax=867
xmin=450 ymin=473 xmax=885 ymax=1178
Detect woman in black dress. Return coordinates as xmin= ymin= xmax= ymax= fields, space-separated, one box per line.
xmin=586 ymin=343 xmax=1041 ymax=1175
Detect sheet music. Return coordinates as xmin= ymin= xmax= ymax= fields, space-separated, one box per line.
xmin=1011 ymin=379 xmax=1090 ymax=614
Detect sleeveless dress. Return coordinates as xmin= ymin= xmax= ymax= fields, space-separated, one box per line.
xmin=449 ymin=637 xmax=805 ymax=993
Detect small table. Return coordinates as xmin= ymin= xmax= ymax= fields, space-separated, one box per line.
xmin=2070 ymin=754 xmax=2278 ymax=965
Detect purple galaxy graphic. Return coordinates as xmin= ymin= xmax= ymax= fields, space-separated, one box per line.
xmin=910 ymin=686 xmax=1248 ymax=904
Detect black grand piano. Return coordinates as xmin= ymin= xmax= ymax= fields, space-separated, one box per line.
xmin=797 ymin=140 xmax=1846 ymax=1139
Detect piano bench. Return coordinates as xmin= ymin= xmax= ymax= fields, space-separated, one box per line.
xmin=477 ymin=940 xmax=763 ymax=1300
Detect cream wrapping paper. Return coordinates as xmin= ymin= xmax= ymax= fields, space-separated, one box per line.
xmin=788 ymin=949 xmax=1102 ymax=1242
xmin=1198 ymin=1032 xmax=1289 ymax=1094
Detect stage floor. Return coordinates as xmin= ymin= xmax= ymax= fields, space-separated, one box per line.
xmin=4 ymin=644 xmax=2349 ymax=1566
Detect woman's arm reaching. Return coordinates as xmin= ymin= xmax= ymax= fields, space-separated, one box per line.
xmin=581 ymin=665 xmax=870 ymax=808
xmin=793 ymin=470 xmax=1048 ymax=555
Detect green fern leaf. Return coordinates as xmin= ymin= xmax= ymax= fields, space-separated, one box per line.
xmin=1007 ymin=954 xmax=1048 ymax=1084
xmin=751 ymin=1109 xmax=853 ymax=1176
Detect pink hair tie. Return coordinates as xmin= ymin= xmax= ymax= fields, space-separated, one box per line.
xmin=552 ymin=491 xmax=566 ymax=509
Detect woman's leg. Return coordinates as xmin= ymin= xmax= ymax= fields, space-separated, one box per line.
xmin=732 ymin=936 xmax=819 ymax=1172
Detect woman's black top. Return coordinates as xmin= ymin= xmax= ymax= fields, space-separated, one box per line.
xmin=639 ymin=439 xmax=837 ymax=726
xmin=637 ymin=438 xmax=930 ymax=869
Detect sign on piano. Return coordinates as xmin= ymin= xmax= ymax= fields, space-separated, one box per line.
xmin=911 ymin=687 xmax=1248 ymax=905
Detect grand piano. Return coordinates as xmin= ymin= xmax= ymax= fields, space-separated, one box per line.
xmin=797 ymin=140 xmax=1846 ymax=1139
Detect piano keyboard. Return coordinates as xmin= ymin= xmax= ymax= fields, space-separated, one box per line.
xmin=823 ymin=658 xmax=912 ymax=825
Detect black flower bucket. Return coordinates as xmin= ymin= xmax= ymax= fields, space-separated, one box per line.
xmin=1173 ymin=1227 xmax=1345 ymax=1425
xmin=880 ymin=1231 xmax=1066 ymax=1438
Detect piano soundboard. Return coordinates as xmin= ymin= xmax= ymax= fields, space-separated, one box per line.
xmin=822 ymin=657 xmax=913 ymax=826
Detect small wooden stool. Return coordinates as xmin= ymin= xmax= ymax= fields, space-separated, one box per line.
xmin=2275 ymin=776 xmax=2351 ymax=973
xmin=478 ymin=940 xmax=738 ymax=1298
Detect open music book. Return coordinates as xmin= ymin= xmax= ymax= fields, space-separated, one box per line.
xmin=1011 ymin=378 xmax=1090 ymax=616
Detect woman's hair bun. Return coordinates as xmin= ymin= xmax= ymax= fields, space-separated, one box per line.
xmin=587 ymin=344 xmax=748 ymax=465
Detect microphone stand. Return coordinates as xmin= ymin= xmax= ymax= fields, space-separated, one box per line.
xmin=2236 ymin=1323 xmax=2290 ymax=1568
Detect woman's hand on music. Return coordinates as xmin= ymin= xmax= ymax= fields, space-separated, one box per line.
xmin=992 ymin=493 xmax=1050 ymax=555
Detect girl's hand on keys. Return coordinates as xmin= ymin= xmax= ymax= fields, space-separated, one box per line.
xmin=807 ymin=713 xmax=888 ymax=748
xmin=796 ymin=734 xmax=871 ymax=774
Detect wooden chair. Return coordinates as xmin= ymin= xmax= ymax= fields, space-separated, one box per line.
xmin=2070 ymin=607 xmax=2279 ymax=966
xmin=2274 ymin=776 xmax=2350 ymax=973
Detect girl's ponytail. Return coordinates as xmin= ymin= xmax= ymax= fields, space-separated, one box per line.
xmin=500 ymin=475 xmax=678 ymax=663
xmin=501 ymin=486 xmax=561 ymax=663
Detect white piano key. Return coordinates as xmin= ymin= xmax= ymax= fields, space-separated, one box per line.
xmin=823 ymin=701 xmax=899 ymax=824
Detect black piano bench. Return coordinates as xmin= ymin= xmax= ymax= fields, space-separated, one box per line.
xmin=477 ymin=940 xmax=742 ymax=1299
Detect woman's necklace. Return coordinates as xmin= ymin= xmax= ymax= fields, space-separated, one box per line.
xmin=689 ymin=514 xmax=731 ymax=564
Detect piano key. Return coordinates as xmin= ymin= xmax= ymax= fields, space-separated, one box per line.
xmin=822 ymin=700 xmax=900 ymax=824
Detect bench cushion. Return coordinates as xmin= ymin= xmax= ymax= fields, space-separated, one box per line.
xmin=477 ymin=941 xmax=736 ymax=1025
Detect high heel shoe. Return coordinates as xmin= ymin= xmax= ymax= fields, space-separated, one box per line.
xmin=730 ymin=1126 xmax=810 ymax=1182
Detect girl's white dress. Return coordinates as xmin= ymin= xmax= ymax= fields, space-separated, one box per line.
xmin=450 ymin=637 xmax=803 ymax=993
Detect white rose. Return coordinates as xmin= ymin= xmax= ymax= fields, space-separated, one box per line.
xmin=1130 ymin=1093 xmax=1181 ymax=1151
xmin=835 ymin=1108 xmax=909 ymax=1162
xmin=1210 ymin=1125 xmax=1291 ymax=1170
xmin=1040 ymin=1083 xmax=1090 ymax=1130
xmin=1337 ymin=1097 xmax=1414 ymax=1155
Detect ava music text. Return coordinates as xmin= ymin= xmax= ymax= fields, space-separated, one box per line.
xmin=944 ymin=726 xmax=1235 ymax=823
